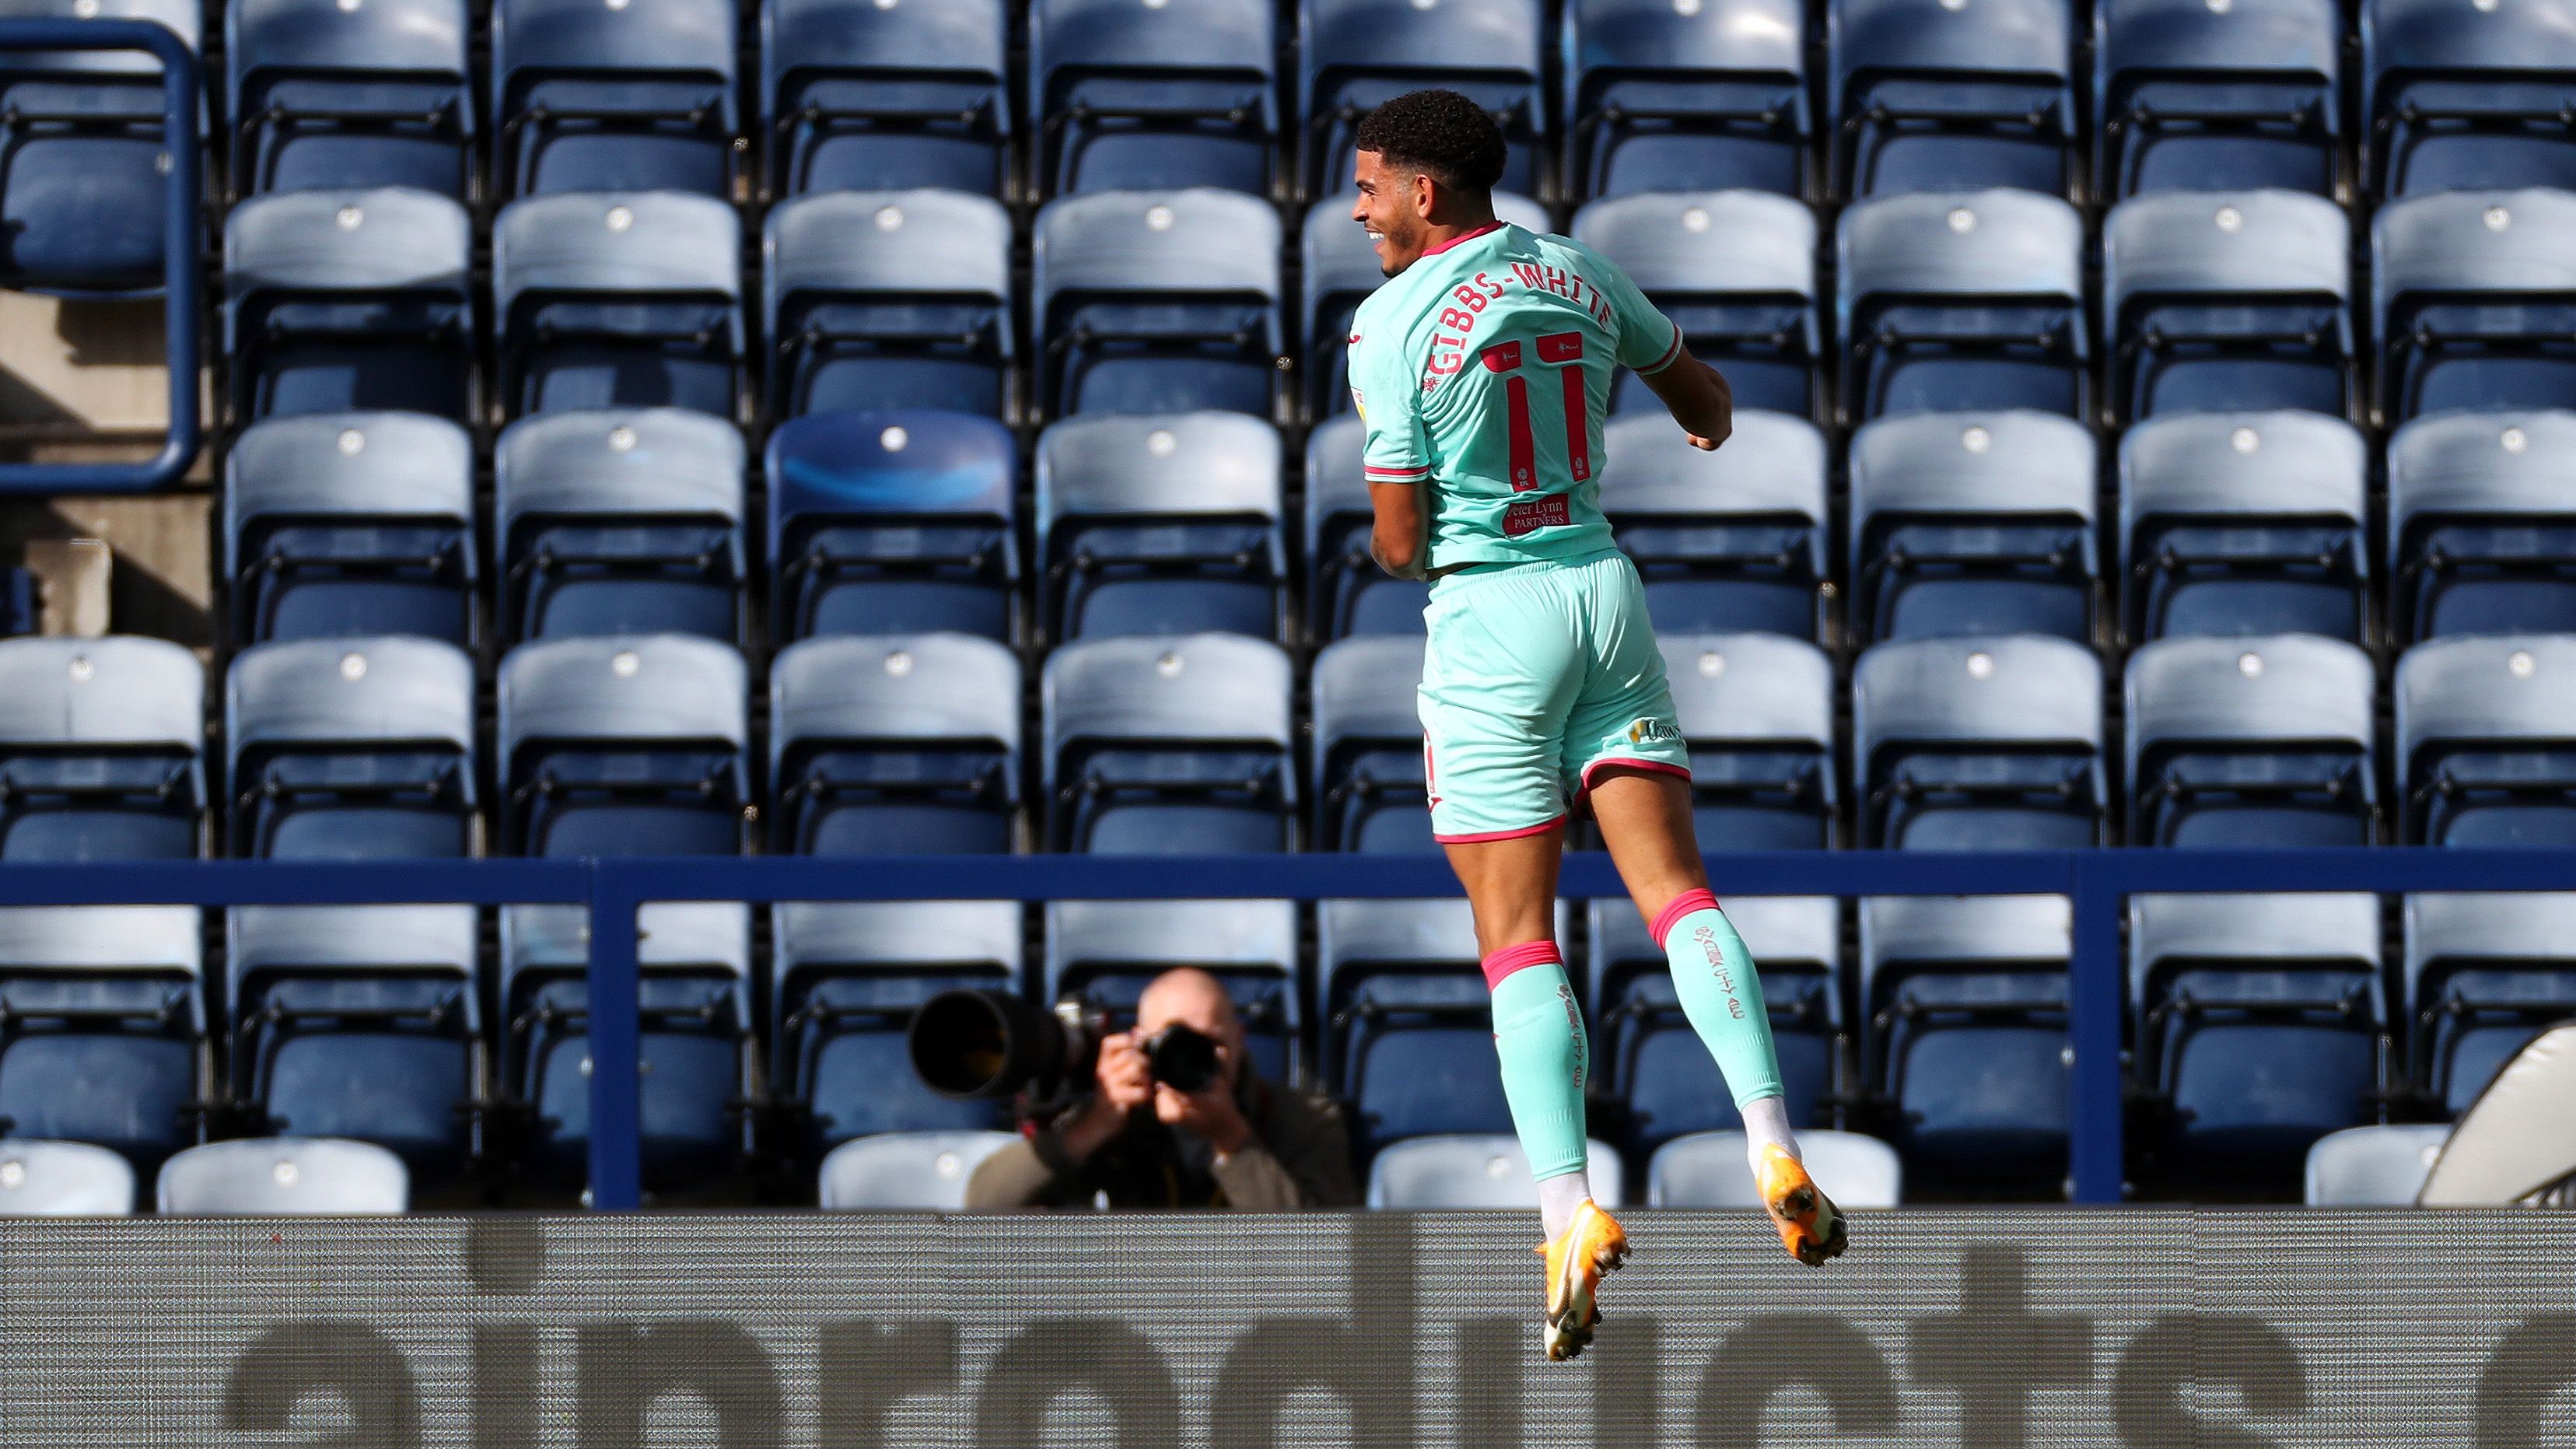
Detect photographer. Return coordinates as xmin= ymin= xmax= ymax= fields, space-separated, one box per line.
xmin=965 ymin=968 xmax=1358 ymax=1210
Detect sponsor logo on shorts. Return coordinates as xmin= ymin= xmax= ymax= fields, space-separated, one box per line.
xmin=1502 ymin=495 xmax=1570 ymax=537
xmin=1627 ymin=716 xmax=1682 ymax=745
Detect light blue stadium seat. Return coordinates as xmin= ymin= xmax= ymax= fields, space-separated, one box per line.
xmin=763 ymin=0 xmax=1009 ymax=196
xmin=1573 ymin=191 xmax=1818 ymax=417
xmin=2120 ymin=411 xmax=2369 ymax=643
xmin=1030 ymin=0 xmax=1275 ymax=197
xmin=769 ymin=633 xmax=1021 ymax=855
xmin=1836 ymin=189 xmax=2088 ymax=422
xmin=1599 ymin=411 xmax=1827 ymax=640
xmin=2374 ymin=189 xmax=2576 ymax=424
xmin=1311 ymin=635 xmax=1430 ymax=852
xmin=2405 ymin=893 xmax=2576 ymax=1116
xmin=1563 ymin=0 xmax=1810 ymax=199
xmin=1304 ymin=413 xmax=1429 ymax=637
xmin=2364 ymin=0 xmax=2576 ymax=198
xmin=2125 ymin=634 xmax=2378 ymax=849
xmin=1828 ymin=0 xmax=2074 ymax=198
xmin=228 ymin=0 xmax=472 ymax=198
xmin=493 ymin=191 xmax=743 ymax=418
xmin=2103 ymin=190 xmax=2353 ymax=422
xmin=495 ymin=634 xmax=751 ymax=857
xmin=2389 ymin=411 xmax=2576 ymax=643
xmin=1366 ymin=1135 xmax=1622 ymax=1207
xmin=0 ymin=0 xmax=198 ymax=291
xmin=1301 ymin=192 xmax=1548 ymax=420
xmin=2396 ymin=633 xmax=2576 ymax=846
xmin=2303 ymin=1122 xmax=2449 ymax=1206
xmin=156 ymin=1137 xmax=408 ymax=1213
xmin=817 ymin=1130 xmax=1019 ymax=1209
xmin=222 ymin=187 xmax=474 ymax=422
xmin=0 ymin=1139 xmax=135 ymax=1215
xmin=763 ymin=190 xmax=1015 ymax=421
xmin=0 ymin=906 xmax=204 ymax=1171
xmin=1852 ymin=635 xmax=2106 ymax=850
xmin=491 ymin=0 xmax=738 ymax=197
xmin=1045 ymin=900 xmax=1302 ymax=1081
xmin=495 ymin=408 xmax=746 ymax=644
xmin=1042 ymin=633 xmax=1296 ymax=853
xmin=1654 ymin=632 xmax=1837 ymax=849
xmin=765 ymin=410 xmax=1020 ymax=644
xmin=2093 ymin=0 xmax=2341 ymax=198
xmin=1847 ymin=410 xmax=2097 ymax=645
xmin=225 ymin=412 xmax=478 ymax=646
xmin=1033 ymin=189 xmax=1283 ymax=420
xmin=0 ymin=637 xmax=203 ymax=862
xmin=225 ymin=635 xmax=478 ymax=859
xmin=1301 ymin=0 xmax=1545 ymax=199
xmin=1038 ymin=411 xmax=1286 ymax=642
xmin=1647 ymin=1128 xmax=1902 ymax=1207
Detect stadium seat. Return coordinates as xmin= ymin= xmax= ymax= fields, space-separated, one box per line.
xmin=1846 ymin=410 xmax=2098 ymax=646
xmin=1028 ymin=0 xmax=1276 ymax=198
xmin=1571 ymin=191 xmax=1818 ymax=418
xmin=228 ymin=0 xmax=473 ymax=198
xmin=0 ymin=1139 xmax=135 ymax=1215
xmin=1300 ymin=0 xmax=1545 ymax=200
xmin=762 ymin=190 xmax=1015 ymax=422
xmin=1304 ymin=413 xmax=1428 ymax=637
xmin=1032 ymin=188 xmax=1283 ymax=420
xmin=0 ymin=905 xmax=205 ymax=1171
xmin=766 ymin=410 xmax=1020 ymax=644
xmin=768 ymin=633 xmax=1021 ymax=855
xmin=1589 ymin=894 xmax=1840 ymax=1157
xmin=1311 ymin=635 xmax=1431 ymax=852
xmin=771 ymin=902 xmax=1018 ymax=1160
xmin=1851 ymin=635 xmax=2106 ymax=850
xmin=222 ymin=187 xmax=475 ymax=423
xmin=494 ymin=191 xmax=744 ymax=418
xmin=495 ymin=634 xmax=751 ymax=857
xmin=2102 ymin=190 xmax=2354 ymax=423
xmin=762 ymin=0 xmax=1010 ymax=196
xmin=2404 ymin=892 xmax=2576 ymax=1115
xmin=1045 ymin=901 xmax=1303 ymax=1081
xmin=2364 ymin=0 xmax=2576 ymax=198
xmin=1365 ymin=1135 xmax=1622 ymax=1207
xmin=502 ymin=901 xmax=751 ymax=1192
xmin=817 ymin=1130 xmax=1018 ymax=1209
xmin=1652 ymin=632 xmax=1837 ymax=849
xmin=1598 ymin=411 xmax=1828 ymax=640
xmin=1302 ymin=192 xmax=1548 ymax=421
xmin=224 ymin=412 xmax=478 ymax=646
xmin=1835 ymin=189 xmax=2088 ymax=422
xmin=225 ymin=636 xmax=478 ymax=859
xmin=1037 ymin=411 xmax=1286 ymax=642
xmin=491 ymin=0 xmax=738 ymax=198
xmin=1647 ymin=1129 xmax=1902 ymax=1207
xmin=2302 ymin=1122 xmax=2449 ymax=1206
xmin=0 ymin=636 xmax=203 ymax=862
xmin=495 ymin=408 xmax=747 ymax=645
xmin=2131 ymin=891 xmax=2385 ymax=1190
xmin=1563 ymin=0 xmax=1811 ymax=200
xmin=224 ymin=905 xmax=480 ymax=1181
xmin=0 ymin=0 xmax=198 ymax=291
xmin=1827 ymin=0 xmax=2075 ymax=198
xmin=2396 ymin=633 xmax=2576 ymax=846
xmin=2125 ymin=634 xmax=2379 ymax=848
xmin=2388 ymin=411 xmax=2576 ymax=643
xmin=2374 ymin=189 xmax=2576 ymax=424
xmin=1858 ymin=893 xmax=2069 ymax=1194
xmin=2119 ymin=410 xmax=2370 ymax=643
xmin=156 ymin=1137 xmax=408 ymax=1213
xmin=1042 ymin=633 xmax=1297 ymax=852
xmin=2092 ymin=0 xmax=2342 ymax=198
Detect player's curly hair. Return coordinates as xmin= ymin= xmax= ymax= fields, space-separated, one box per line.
xmin=1353 ymin=89 xmax=1506 ymax=195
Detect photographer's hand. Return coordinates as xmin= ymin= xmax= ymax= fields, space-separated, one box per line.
xmin=1155 ymin=1080 xmax=1252 ymax=1158
xmin=1060 ymin=1032 xmax=1153 ymax=1162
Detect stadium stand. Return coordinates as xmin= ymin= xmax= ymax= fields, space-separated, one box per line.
xmin=1599 ymin=410 xmax=1829 ymax=639
xmin=1034 ymin=411 xmax=1286 ymax=642
xmin=1562 ymin=0 xmax=1810 ymax=200
xmin=0 ymin=1139 xmax=137 ymax=1216
xmin=1303 ymin=412 xmax=1426 ymax=636
xmin=765 ymin=409 xmax=1021 ymax=644
xmin=2123 ymin=634 xmax=2378 ymax=849
xmin=1367 ymin=1134 xmax=1623 ymax=1207
xmin=2118 ymin=411 xmax=2370 ymax=644
xmin=769 ymin=632 xmax=1022 ymax=855
xmin=1572 ymin=190 xmax=1819 ymax=418
xmin=2386 ymin=410 xmax=2576 ymax=643
xmin=2361 ymin=0 xmax=2576 ymax=198
xmin=1032 ymin=187 xmax=1284 ymax=420
xmin=1300 ymin=0 xmax=1546 ymax=199
xmin=156 ymin=1136 xmax=408 ymax=1212
xmin=1041 ymin=632 xmax=1296 ymax=853
xmin=1850 ymin=635 xmax=2106 ymax=850
xmin=2372 ymin=188 xmax=2576 ymax=424
xmin=1833 ymin=187 xmax=2088 ymax=422
xmin=0 ymin=637 xmax=205 ymax=862
xmin=2395 ymin=633 xmax=2576 ymax=847
xmin=1647 ymin=1129 xmax=1902 ymax=1207
xmin=1827 ymin=0 xmax=2075 ymax=198
xmin=2302 ymin=1123 xmax=2449 ymax=1206
xmin=495 ymin=633 xmax=752 ymax=858
xmin=1310 ymin=635 xmax=1431 ymax=852
xmin=1027 ymin=0 xmax=1276 ymax=198
xmin=0 ymin=0 xmax=199 ymax=291
xmin=2092 ymin=0 xmax=2342 ymax=198
xmin=1845 ymin=409 xmax=2097 ymax=646
xmin=489 ymin=0 xmax=739 ymax=198
xmin=761 ymin=0 xmax=1010 ymax=197
xmin=817 ymin=1129 xmax=1018 ymax=1209
xmin=221 ymin=187 xmax=476 ymax=423
xmin=1045 ymin=899 xmax=1302 ymax=1079
xmin=1652 ymin=632 xmax=1837 ymax=849
xmin=226 ymin=0 xmax=474 ymax=200
xmin=224 ymin=635 xmax=478 ymax=859
xmin=2099 ymin=188 xmax=2352 ymax=423
xmin=223 ymin=412 xmax=479 ymax=646
xmin=492 ymin=190 xmax=744 ymax=418
xmin=763 ymin=188 xmax=1015 ymax=421
xmin=0 ymin=906 xmax=206 ymax=1172
xmin=2403 ymin=892 xmax=2576 ymax=1115
xmin=495 ymin=408 xmax=749 ymax=646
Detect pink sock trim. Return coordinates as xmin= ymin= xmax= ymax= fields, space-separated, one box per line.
xmin=1480 ymin=939 xmax=1563 ymax=990
xmin=1648 ymin=888 xmax=1721 ymax=950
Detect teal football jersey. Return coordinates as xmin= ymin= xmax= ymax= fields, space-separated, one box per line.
xmin=1346 ymin=221 xmax=1685 ymax=569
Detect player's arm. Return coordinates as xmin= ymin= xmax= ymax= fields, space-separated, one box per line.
xmin=1637 ymin=352 xmax=1733 ymax=453
xmin=1370 ymin=480 xmax=1430 ymax=581
xmin=1350 ymin=323 xmax=1435 ymax=579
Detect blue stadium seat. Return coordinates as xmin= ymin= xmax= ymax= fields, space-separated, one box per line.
xmin=1589 ymin=894 xmax=1839 ymax=1158
xmin=2093 ymin=0 xmax=2342 ymax=198
xmin=1598 ymin=411 xmax=1827 ymax=639
xmin=491 ymin=0 xmax=738 ymax=197
xmin=1042 ymin=633 xmax=1297 ymax=852
xmin=2102 ymin=190 xmax=2354 ymax=423
xmin=2374 ymin=189 xmax=2576 ymax=424
xmin=772 ymin=901 xmax=1018 ymax=1160
xmin=0 ymin=1139 xmax=135 ymax=1215
xmin=1029 ymin=0 xmax=1276 ymax=197
xmin=1858 ymin=893 xmax=2068 ymax=1194
xmin=2131 ymin=891 xmax=2385 ymax=1190
xmin=1301 ymin=192 xmax=1548 ymax=420
xmin=1852 ymin=635 xmax=2106 ymax=849
xmin=763 ymin=190 xmax=1015 ymax=422
xmin=1571 ymin=191 xmax=1818 ymax=417
xmin=495 ymin=408 xmax=746 ymax=644
xmin=1367 ymin=1134 xmax=1622 ymax=1206
xmin=2303 ymin=1122 xmax=2448 ymax=1205
xmin=1311 ymin=635 xmax=1430 ymax=852
xmin=1304 ymin=414 xmax=1428 ymax=639
xmin=224 ymin=905 xmax=480 ymax=1181
xmin=1846 ymin=410 xmax=2098 ymax=645
xmin=2120 ymin=410 xmax=2369 ymax=643
xmin=225 ymin=412 xmax=478 ymax=646
xmin=228 ymin=0 xmax=472 ymax=198
xmin=224 ymin=636 xmax=478 ymax=859
xmin=1563 ymin=0 xmax=1810 ymax=199
xmin=156 ymin=1137 xmax=408 ymax=1213
xmin=1045 ymin=901 xmax=1303 ymax=1081
xmin=0 ymin=906 xmax=204 ymax=1171
xmin=495 ymin=191 xmax=744 ymax=418
xmin=1654 ymin=632 xmax=1837 ymax=849
xmin=2126 ymin=635 xmax=2378 ymax=849
xmin=2403 ymin=892 xmax=2576 ymax=1115
xmin=766 ymin=410 xmax=1020 ymax=644
xmin=1647 ymin=1128 xmax=1903 ymax=1207
xmin=1038 ymin=411 xmax=1286 ymax=641
xmin=817 ymin=1129 xmax=1019 ymax=1208
xmin=496 ymin=634 xmax=751 ymax=857
xmin=762 ymin=0 xmax=1009 ymax=196
xmin=222 ymin=187 xmax=474 ymax=422
xmin=1300 ymin=0 xmax=1545 ymax=199
xmin=1033 ymin=188 xmax=1283 ymax=419
xmin=2397 ymin=634 xmax=2576 ymax=846
xmin=1835 ymin=188 xmax=2088 ymax=422
xmin=1828 ymin=0 xmax=2074 ymax=198
xmin=0 ymin=637 xmax=202 ymax=862
xmin=2364 ymin=0 xmax=2576 ymax=198
xmin=769 ymin=633 xmax=1021 ymax=855
xmin=502 ymin=902 xmax=751 ymax=1192
xmin=2388 ymin=411 xmax=2576 ymax=642
xmin=0 ymin=0 xmax=197 ymax=291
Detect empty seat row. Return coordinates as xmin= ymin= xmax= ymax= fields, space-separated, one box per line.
xmin=0 ymin=1137 xmax=410 ymax=1215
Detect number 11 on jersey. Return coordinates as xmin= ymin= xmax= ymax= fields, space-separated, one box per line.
xmin=1479 ymin=331 xmax=1591 ymax=493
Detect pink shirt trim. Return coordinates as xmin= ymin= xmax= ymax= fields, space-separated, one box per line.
xmin=1433 ymin=814 xmax=1564 ymax=845
xmin=1421 ymin=220 xmax=1507 ymax=259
